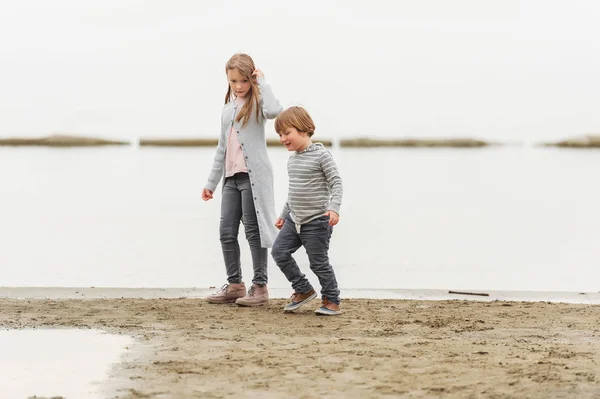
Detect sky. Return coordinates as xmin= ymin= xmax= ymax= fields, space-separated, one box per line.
xmin=1 ymin=0 xmax=599 ymax=143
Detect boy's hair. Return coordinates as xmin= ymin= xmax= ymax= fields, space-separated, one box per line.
xmin=275 ymin=106 xmax=315 ymax=137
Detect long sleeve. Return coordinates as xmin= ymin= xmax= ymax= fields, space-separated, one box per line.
xmin=320 ymin=151 xmax=343 ymax=215
xmin=257 ymin=76 xmax=282 ymax=120
xmin=279 ymin=201 xmax=291 ymax=220
xmin=279 ymin=157 xmax=292 ymax=219
xmin=205 ymin=112 xmax=227 ymax=192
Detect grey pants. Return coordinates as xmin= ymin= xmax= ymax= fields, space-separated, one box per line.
xmin=271 ymin=215 xmax=340 ymax=304
xmin=220 ymin=173 xmax=268 ymax=285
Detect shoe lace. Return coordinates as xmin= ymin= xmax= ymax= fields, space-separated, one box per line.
xmin=247 ymin=285 xmax=256 ymax=297
xmin=217 ymin=283 xmax=229 ymax=294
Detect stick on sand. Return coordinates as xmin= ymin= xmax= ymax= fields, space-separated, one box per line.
xmin=448 ymin=290 xmax=490 ymax=297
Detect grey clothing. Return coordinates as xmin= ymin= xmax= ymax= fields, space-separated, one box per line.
xmin=271 ymin=215 xmax=340 ymax=304
xmin=273 ymin=144 xmax=343 ymax=303
xmin=220 ymin=173 xmax=268 ymax=285
xmin=206 ymin=76 xmax=282 ymax=248
xmin=279 ymin=143 xmax=343 ymax=226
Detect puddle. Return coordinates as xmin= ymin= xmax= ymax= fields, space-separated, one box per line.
xmin=0 ymin=329 xmax=131 ymax=398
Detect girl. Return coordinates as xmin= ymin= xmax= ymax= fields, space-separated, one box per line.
xmin=203 ymin=53 xmax=282 ymax=306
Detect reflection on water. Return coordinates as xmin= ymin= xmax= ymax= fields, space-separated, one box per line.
xmin=0 ymin=329 xmax=131 ymax=399
xmin=0 ymin=146 xmax=599 ymax=291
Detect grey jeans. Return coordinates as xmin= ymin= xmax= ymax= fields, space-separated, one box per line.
xmin=271 ymin=215 xmax=340 ymax=304
xmin=220 ymin=173 xmax=268 ymax=285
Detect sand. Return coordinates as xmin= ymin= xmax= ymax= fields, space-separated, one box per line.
xmin=1 ymin=297 xmax=599 ymax=398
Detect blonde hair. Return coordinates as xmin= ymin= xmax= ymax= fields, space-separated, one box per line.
xmin=225 ymin=53 xmax=261 ymax=127
xmin=274 ymin=106 xmax=315 ymax=137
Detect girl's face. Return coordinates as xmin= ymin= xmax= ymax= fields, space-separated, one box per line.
xmin=278 ymin=127 xmax=312 ymax=152
xmin=227 ymin=68 xmax=251 ymax=98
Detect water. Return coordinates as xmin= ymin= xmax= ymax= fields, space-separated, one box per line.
xmin=0 ymin=329 xmax=131 ymax=398
xmin=1 ymin=146 xmax=599 ymax=292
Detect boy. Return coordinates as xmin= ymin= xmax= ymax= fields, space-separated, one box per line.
xmin=271 ymin=106 xmax=343 ymax=315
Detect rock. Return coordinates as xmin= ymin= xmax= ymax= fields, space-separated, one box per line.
xmin=0 ymin=134 xmax=129 ymax=147
xmin=139 ymin=138 xmax=218 ymax=147
xmin=265 ymin=138 xmax=333 ymax=147
xmin=339 ymin=137 xmax=492 ymax=148
xmin=541 ymin=135 xmax=600 ymax=148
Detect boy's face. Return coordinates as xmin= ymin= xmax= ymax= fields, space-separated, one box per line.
xmin=278 ymin=127 xmax=311 ymax=152
xmin=227 ymin=68 xmax=251 ymax=98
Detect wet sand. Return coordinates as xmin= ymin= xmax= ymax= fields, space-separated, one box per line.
xmin=1 ymin=297 xmax=599 ymax=398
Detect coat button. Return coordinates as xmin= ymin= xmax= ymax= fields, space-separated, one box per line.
xmin=245 ymin=156 xmax=248 ymax=159
xmin=254 ymin=197 xmax=257 ymax=200
xmin=248 ymin=169 xmax=251 ymax=173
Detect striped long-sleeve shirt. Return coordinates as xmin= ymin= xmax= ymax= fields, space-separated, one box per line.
xmin=279 ymin=142 xmax=343 ymax=225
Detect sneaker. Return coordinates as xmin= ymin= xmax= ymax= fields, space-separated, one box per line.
xmin=315 ymin=297 xmax=342 ymax=316
xmin=283 ymin=289 xmax=317 ymax=312
xmin=235 ymin=284 xmax=269 ymax=307
xmin=206 ymin=283 xmax=246 ymax=304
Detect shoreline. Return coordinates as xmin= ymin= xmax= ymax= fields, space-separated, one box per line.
xmin=2 ymin=286 xmax=599 ymax=304
xmin=1 ymin=297 xmax=599 ymax=398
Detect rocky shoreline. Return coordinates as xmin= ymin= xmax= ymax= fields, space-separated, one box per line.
xmin=539 ymin=135 xmax=600 ymax=148
xmin=0 ymin=135 xmax=128 ymax=147
xmin=3 ymin=134 xmax=600 ymax=148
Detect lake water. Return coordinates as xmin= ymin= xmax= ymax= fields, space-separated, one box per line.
xmin=0 ymin=329 xmax=131 ymax=398
xmin=1 ymin=146 xmax=599 ymax=292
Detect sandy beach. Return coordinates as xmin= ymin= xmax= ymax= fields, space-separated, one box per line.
xmin=1 ymin=296 xmax=599 ymax=398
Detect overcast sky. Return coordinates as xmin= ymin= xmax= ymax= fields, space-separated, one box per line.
xmin=1 ymin=0 xmax=599 ymax=142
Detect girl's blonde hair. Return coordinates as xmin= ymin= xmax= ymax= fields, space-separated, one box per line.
xmin=225 ymin=53 xmax=261 ymax=127
xmin=275 ymin=106 xmax=315 ymax=137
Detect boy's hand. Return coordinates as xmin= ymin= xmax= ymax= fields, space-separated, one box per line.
xmin=275 ymin=218 xmax=284 ymax=230
xmin=325 ymin=211 xmax=339 ymax=226
xmin=202 ymin=188 xmax=213 ymax=201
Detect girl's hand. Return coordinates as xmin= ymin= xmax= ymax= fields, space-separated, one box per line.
xmin=202 ymin=188 xmax=214 ymax=201
xmin=275 ymin=218 xmax=284 ymax=230
xmin=252 ymin=69 xmax=264 ymax=80
xmin=325 ymin=211 xmax=339 ymax=226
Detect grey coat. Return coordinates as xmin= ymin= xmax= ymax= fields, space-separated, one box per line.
xmin=205 ymin=76 xmax=282 ymax=248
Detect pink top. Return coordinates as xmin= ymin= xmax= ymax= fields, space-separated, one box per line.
xmin=225 ymin=97 xmax=248 ymax=177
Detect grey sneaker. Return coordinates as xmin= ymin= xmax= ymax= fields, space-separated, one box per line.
xmin=206 ymin=283 xmax=246 ymax=304
xmin=283 ymin=289 xmax=317 ymax=312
